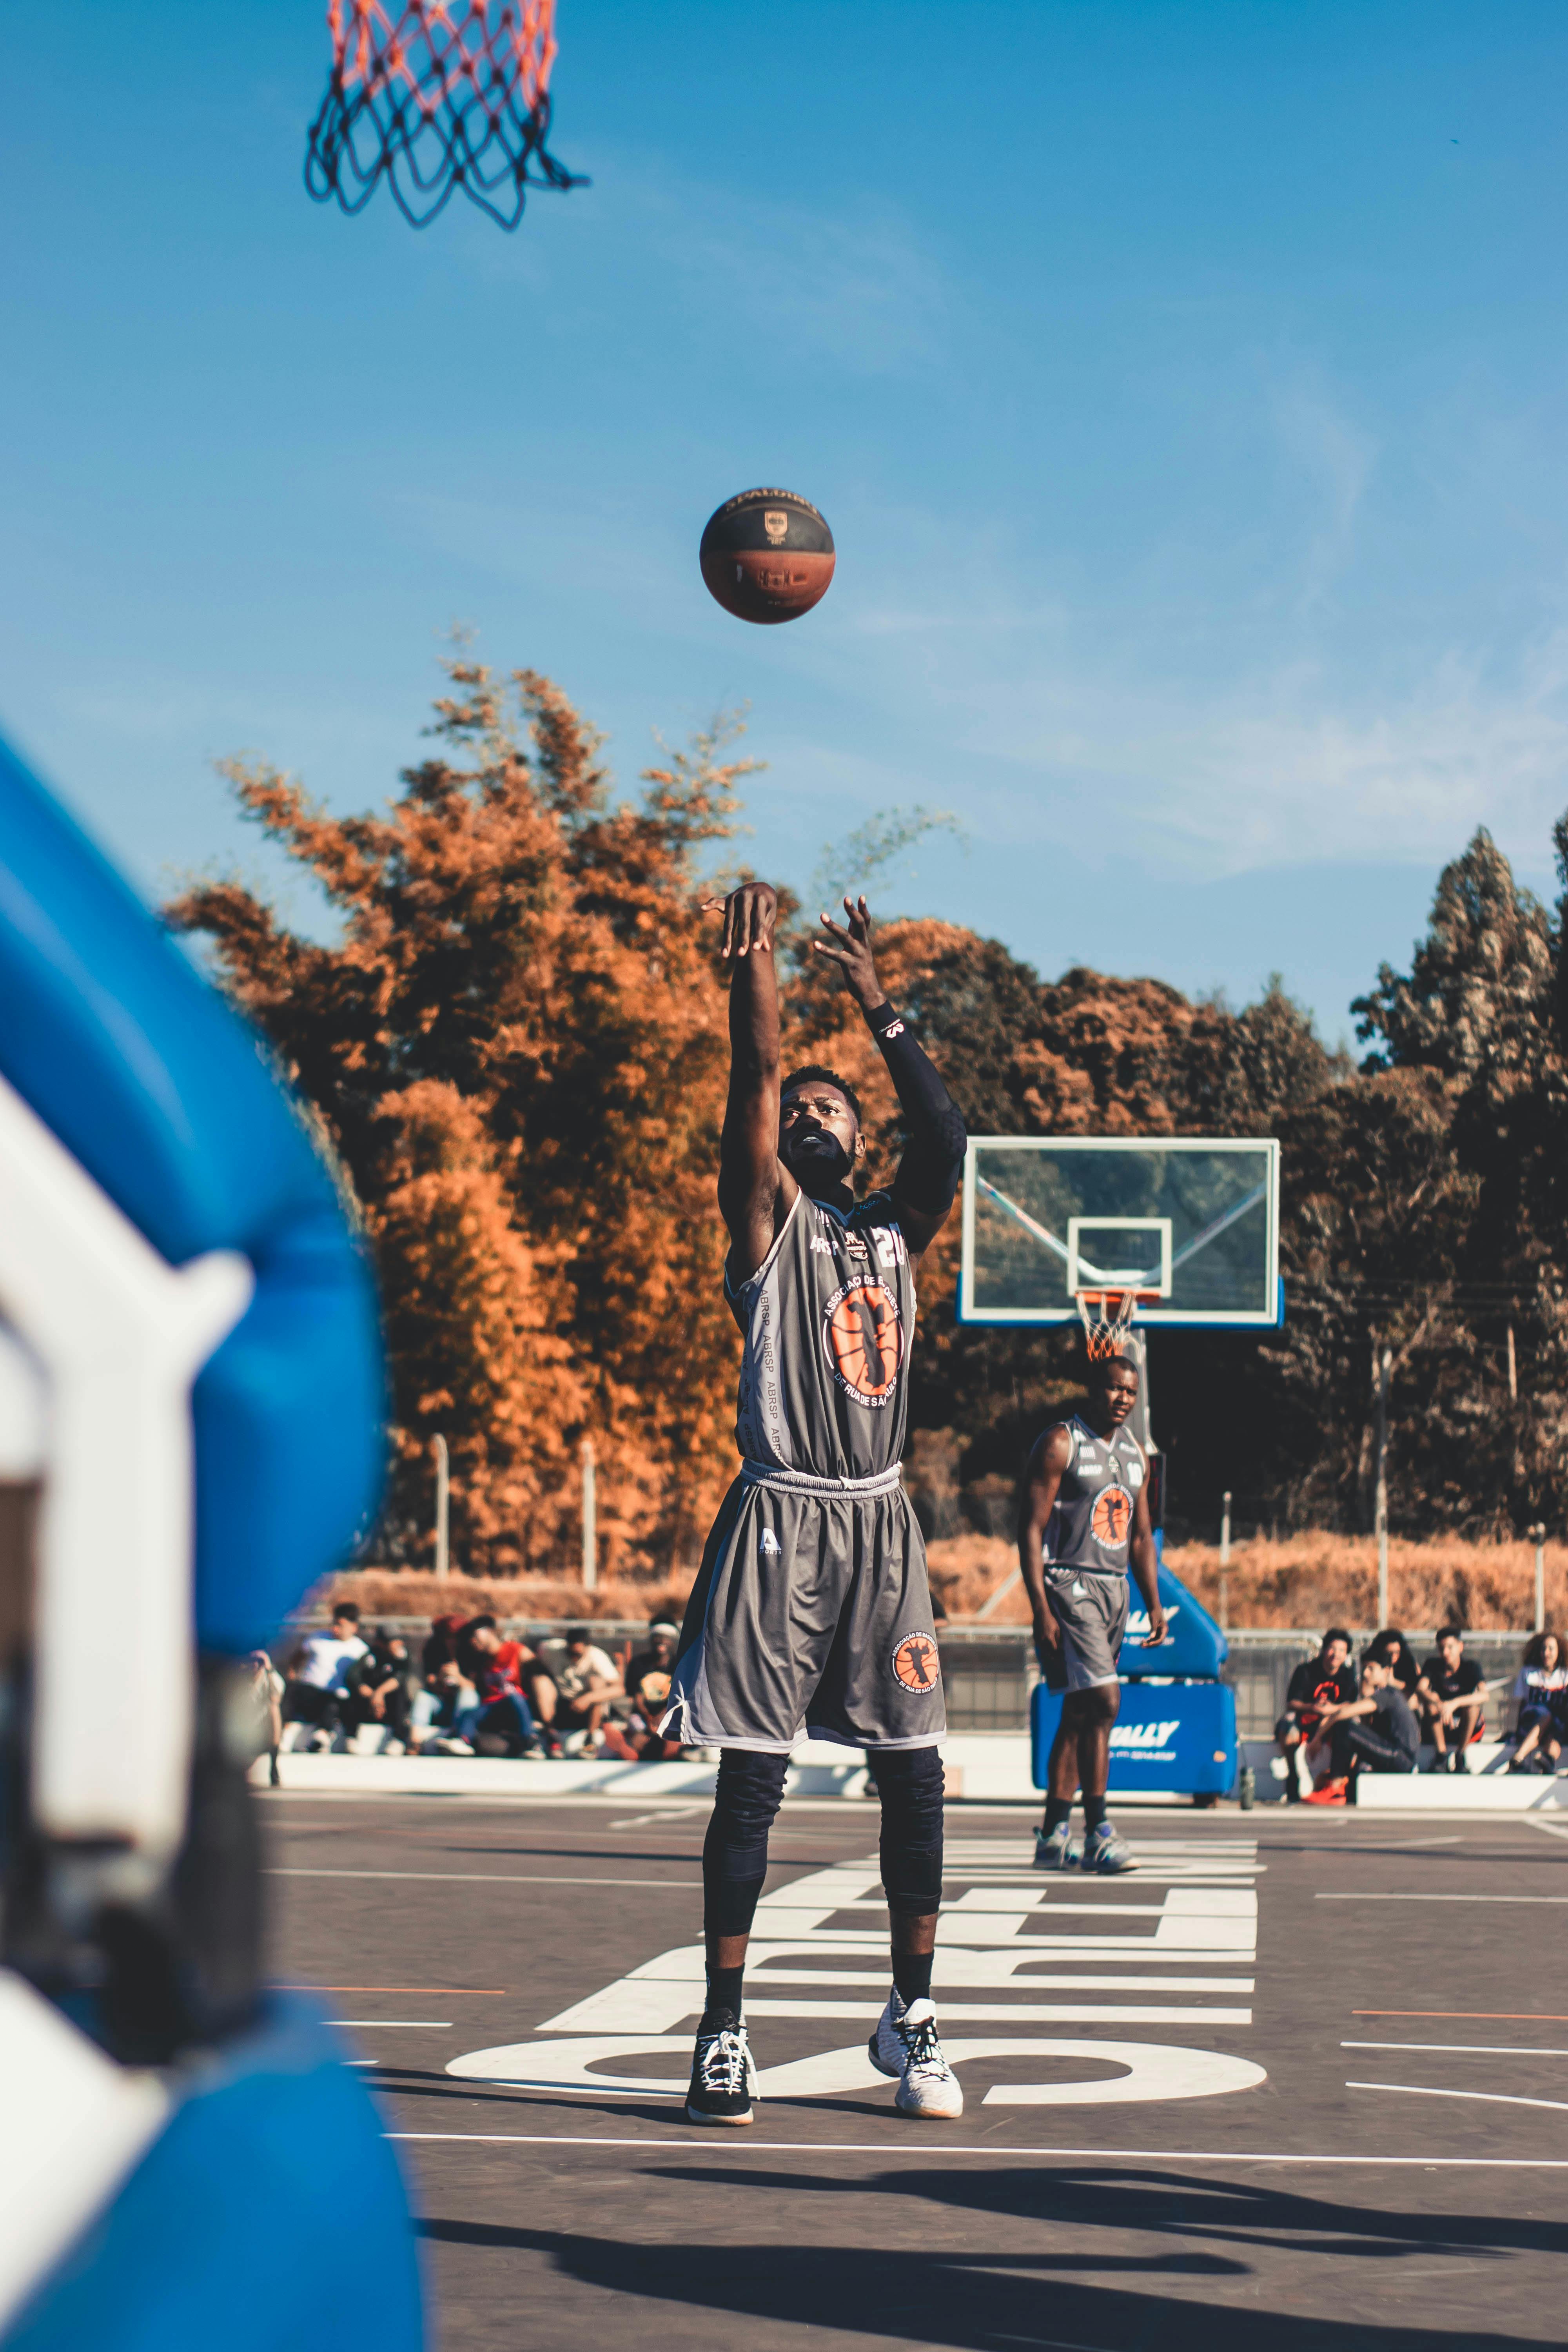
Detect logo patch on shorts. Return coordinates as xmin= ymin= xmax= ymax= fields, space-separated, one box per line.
xmin=823 ymin=1278 xmax=905 ymax=1407
xmin=760 ymin=1528 xmax=781 ymax=1555
xmin=891 ymin=1632 xmax=941 ymax=1693
xmin=1091 ymin=1486 xmax=1133 ymax=1546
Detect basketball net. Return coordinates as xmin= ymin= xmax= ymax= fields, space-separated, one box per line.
xmin=305 ymin=2 xmax=585 ymax=230
xmin=1074 ymin=1289 xmax=1156 ymax=1361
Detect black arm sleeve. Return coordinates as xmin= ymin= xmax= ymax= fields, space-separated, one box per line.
xmin=866 ymin=1000 xmax=967 ymax=1216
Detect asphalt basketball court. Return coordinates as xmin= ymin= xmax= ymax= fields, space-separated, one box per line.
xmin=261 ymin=1788 xmax=1568 ymax=2352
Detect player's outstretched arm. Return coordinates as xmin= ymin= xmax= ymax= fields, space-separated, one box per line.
xmin=813 ymin=894 xmax=966 ymax=1259
xmin=1130 ymin=1479 xmax=1167 ymax=1646
xmin=1018 ymin=1427 xmax=1073 ymax=1658
xmin=705 ymin=880 xmax=797 ymax=1281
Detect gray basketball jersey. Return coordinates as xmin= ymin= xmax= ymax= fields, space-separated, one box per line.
xmin=729 ymin=1188 xmax=914 ymax=1480
xmin=1044 ymin=1415 xmax=1146 ymax=1575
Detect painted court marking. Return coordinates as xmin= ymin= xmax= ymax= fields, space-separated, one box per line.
xmin=1347 ymin=2082 xmax=1568 ymax=2116
xmin=1344 ymin=2040 xmax=1568 ymax=2056
xmin=446 ymin=1839 xmax=1265 ymax=2111
xmin=388 ymin=2131 xmax=1568 ymax=2167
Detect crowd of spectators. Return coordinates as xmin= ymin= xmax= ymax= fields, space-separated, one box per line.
xmin=1274 ymin=1622 xmax=1567 ymax=1802
xmin=269 ymin=1604 xmax=690 ymax=1762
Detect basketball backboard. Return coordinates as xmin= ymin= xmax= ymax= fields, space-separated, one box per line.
xmin=959 ymin=1136 xmax=1281 ymax=1328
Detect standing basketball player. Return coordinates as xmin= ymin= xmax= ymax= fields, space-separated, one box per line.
xmin=664 ymin=881 xmax=966 ymax=2126
xmin=1017 ymin=1351 xmax=1166 ymax=1873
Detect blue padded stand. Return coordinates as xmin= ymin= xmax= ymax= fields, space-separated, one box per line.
xmin=0 ymin=732 xmax=421 ymax=2348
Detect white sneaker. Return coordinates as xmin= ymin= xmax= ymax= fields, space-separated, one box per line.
xmin=868 ymin=1992 xmax=963 ymax=2119
xmin=1082 ymin=1820 xmax=1137 ymax=1873
xmin=1033 ymin=1822 xmax=1080 ymax=1871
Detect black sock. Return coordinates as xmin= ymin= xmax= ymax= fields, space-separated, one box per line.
xmin=1044 ymin=1796 xmax=1072 ymax=1835
xmin=703 ymin=1962 xmax=745 ymax=2023
xmin=891 ymin=1947 xmax=934 ymax=2007
xmin=1082 ymin=1793 xmax=1107 ymax=1834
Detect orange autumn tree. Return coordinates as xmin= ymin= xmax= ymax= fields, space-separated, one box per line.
xmin=167 ymin=659 xmax=760 ymax=1575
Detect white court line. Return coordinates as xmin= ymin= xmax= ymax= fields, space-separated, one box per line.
xmin=740 ymin=2000 xmax=1254 ymax=2025
xmin=387 ymin=2131 xmax=1568 ymax=2166
xmin=266 ymin=1869 xmax=700 ymax=1887
xmin=328 ymin=2019 xmax=453 ymax=2029
xmin=1317 ymin=1892 xmax=1568 ymax=1904
xmin=1345 ymin=2040 xmax=1568 ymax=2056
xmin=1347 ymin=2082 xmax=1568 ymax=2114
xmin=1523 ymin=1817 xmax=1568 ymax=1843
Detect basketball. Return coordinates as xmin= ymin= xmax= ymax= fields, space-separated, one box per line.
xmin=699 ymin=487 xmax=835 ymax=624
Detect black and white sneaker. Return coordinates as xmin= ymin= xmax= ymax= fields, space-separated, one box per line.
xmin=869 ymin=1992 xmax=964 ymax=2119
xmin=685 ymin=2011 xmax=758 ymax=2127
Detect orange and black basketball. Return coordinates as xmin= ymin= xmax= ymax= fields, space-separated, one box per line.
xmin=699 ymin=488 xmax=835 ymax=625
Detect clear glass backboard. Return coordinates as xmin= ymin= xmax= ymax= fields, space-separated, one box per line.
xmin=959 ymin=1136 xmax=1281 ymax=1327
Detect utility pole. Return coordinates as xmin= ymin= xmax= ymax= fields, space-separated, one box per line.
xmin=581 ymin=1436 xmax=597 ymax=1592
xmin=1373 ymin=1341 xmax=1392 ymax=1629
xmin=1219 ymin=1490 xmax=1232 ymax=1630
xmin=1530 ymin=1523 xmax=1546 ymax=1635
xmin=432 ymin=1432 xmax=449 ymax=1579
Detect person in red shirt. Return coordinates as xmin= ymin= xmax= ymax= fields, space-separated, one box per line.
xmin=454 ymin=1615 xmax=564 ymax=1757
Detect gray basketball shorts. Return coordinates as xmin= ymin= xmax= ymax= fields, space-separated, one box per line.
xmin=1035 ymin=1567 xmax=1129 ymax=1693
xmin=661 ymin=1465 xmax=946 ymax=1754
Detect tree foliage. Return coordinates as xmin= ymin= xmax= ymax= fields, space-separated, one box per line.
xmin=171 ymin=666 xmax=1568 ymax=1571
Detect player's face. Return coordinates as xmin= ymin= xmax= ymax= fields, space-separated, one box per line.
xmin=1089 ymin=1364 xmax=1138 ymax=1428
xmin=779 ymin=1083 xmax=860 ymax=1186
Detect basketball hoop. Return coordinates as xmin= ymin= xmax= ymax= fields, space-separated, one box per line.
xmin=305 ymin=2 xmax=585 ymax=231
xmin=1074 ymin=1289 xmax=1158 ymax=1361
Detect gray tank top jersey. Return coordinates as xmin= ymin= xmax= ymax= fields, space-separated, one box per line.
xmin=729 ymin=1188 xmax=915 ymax=1480
xmin=1044 ymin=1416 xmax=1147 ymax=1575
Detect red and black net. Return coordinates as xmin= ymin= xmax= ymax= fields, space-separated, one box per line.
xmin=305 ymin=1 xmax=584 ymax=230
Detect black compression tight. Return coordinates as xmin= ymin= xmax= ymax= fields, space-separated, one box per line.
xmin=701 ymin=1744 xmax=944 ymax=1940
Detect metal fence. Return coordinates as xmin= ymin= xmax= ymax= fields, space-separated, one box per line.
xmin=280 ymin=1614 xmax=1534 ymax=1740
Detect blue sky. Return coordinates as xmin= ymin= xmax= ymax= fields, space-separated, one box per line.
xmin=3 ymin=2 xmax=1566 ymax=1046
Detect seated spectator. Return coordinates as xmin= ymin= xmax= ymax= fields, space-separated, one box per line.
xmin=1275 ymin=1628 xmax=1356 ymax=1803
xmin=347 ymin=1628 xmax=420 ymax=1752
xmin=1303 ymin=1656 xmax=1420 ymax=1803
xmin=248 ymin=1648 xmax=284 ymax=1787
xmin=1365 ymin=1627 xmax=1421 ymax=1700
xmin=281 ymin=1603 xmax=369 ymax=1751
xmin=535 ymin=1625 xmax=622 ymax=1749
xmin=599 ymin=1618 xmax=683 ymax=1761
xmin=418 ymin=1657 xmax=480 ymax=1752
xmin=1508 ymin=1631 xmax=1566 ymax=1774
xmin=454 ymin=1614 xmax=557 ymax=1757
xmin=1417 ymin=1626 xmax=1487 ymax=1771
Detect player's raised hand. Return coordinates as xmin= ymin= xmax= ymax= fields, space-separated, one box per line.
xmin=702 ymin=880 xmax=778 ymax=958
xmin=813 ymin=894 xmax=885 ymax=1010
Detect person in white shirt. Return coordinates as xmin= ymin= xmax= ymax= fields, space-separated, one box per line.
xmin=541 ymin=1625 xmax=622 ymax=1746
xmin=1509 ymin=1631 xmax=1566 ymax=1774
xmin=283 ymin=1604 xmax=370 ymax=1750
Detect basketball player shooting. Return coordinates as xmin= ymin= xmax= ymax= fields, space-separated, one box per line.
xmin=1017 ymin=1352 xmax=1167 ymax=1874
xmin=663 ymin=882 xmax=967 ymax=2126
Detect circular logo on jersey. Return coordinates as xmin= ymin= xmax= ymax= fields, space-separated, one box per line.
xmin=891 ymin=1632 xmax=942 ymax=1693
xmin=1091 ymin=1486 xmax=1134 ymax=1547
xmin=823 ymin=1279 xmax=905 ymax=1407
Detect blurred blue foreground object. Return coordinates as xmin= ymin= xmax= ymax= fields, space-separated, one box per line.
xmin=0 ymin=731 xmax=422 ymax=2348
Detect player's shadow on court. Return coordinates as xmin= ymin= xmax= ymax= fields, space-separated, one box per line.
xmin=650 ymin=2163 xmax=1567 ymax=2263
xmin=419 ymin=2202 xmax=1555 ymax=2352
xmin=368 ymin=2068 xmax=681 ymax=2128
